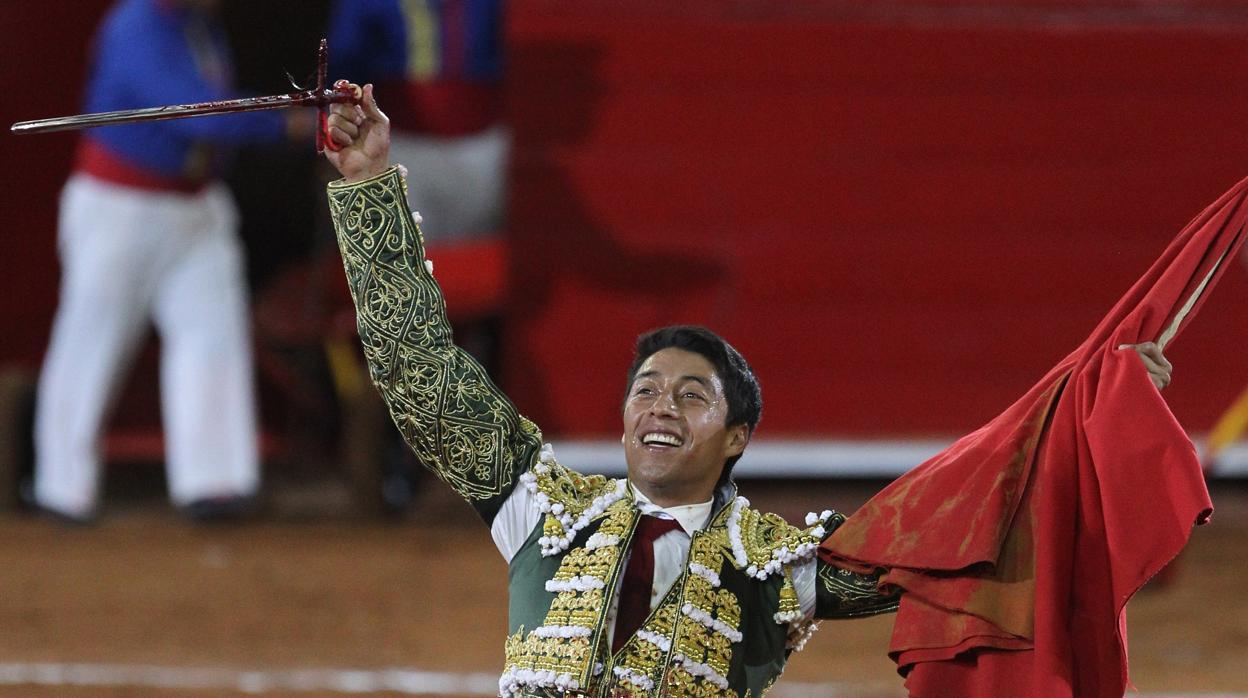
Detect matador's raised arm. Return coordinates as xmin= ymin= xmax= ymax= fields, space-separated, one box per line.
xmin=328 ymin=167 xmax=541 ymax=523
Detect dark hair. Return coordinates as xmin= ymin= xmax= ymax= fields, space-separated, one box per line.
xmin=625 ymin=325 xmax=762 ymax=483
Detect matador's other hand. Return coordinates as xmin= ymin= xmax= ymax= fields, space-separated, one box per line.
xmin=1118 ymin=341 xmax=1173 ymax=390
xmin=324 ymin=82 xmax=391 ymax=183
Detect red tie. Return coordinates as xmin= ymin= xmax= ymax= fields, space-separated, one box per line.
xmin=613 ymin=514 xmax=683 ymax=653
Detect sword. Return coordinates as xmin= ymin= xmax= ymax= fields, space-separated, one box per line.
xmin=9 ymin=39 xmax=359 ymax=152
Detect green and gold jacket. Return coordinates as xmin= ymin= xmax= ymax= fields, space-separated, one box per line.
xmin=328 ymin=168 xmax=899 ymax=697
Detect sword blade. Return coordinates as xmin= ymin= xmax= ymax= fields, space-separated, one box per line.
xmin=10 ymin=88 xmax=350 ymax=135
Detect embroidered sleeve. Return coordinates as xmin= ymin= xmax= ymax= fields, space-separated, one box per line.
xmin=813 ymin=513 xmax=900 ymax=619
xmin=327 ymin=167 xmax=541 ymax=524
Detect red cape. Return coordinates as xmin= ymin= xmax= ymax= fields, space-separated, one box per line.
xmin=819 ymin=177 xmax=1248 ymax=697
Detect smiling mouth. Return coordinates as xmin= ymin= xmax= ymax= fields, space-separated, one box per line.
xmin=641 ymin=432 xmax=684 ymax=447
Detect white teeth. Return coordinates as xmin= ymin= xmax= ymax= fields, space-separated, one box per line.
xmin=642 ymin=432 xmax=683 ymax=447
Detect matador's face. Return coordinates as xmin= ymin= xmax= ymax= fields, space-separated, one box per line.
xmin=622 ymin=348 xmax=748 ymax=507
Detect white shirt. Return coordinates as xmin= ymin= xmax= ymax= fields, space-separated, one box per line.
xmin=491 ymin=474 xmax=818 ymax=637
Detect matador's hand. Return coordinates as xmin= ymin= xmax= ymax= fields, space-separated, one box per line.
xmin=1118 ymin=341 xmax=1173 ymax=390
xmin=324 ymin=81 xmax=391 ymax=183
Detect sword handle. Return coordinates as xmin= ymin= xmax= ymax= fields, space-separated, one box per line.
xmin=316 ymin=81 xmax=362 ymax=153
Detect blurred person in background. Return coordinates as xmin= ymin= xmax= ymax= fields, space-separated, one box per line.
xmin=328 ymin=0 xmax=507 ymax=242
xmin=32 ymin=0 xmax=313 ymax=523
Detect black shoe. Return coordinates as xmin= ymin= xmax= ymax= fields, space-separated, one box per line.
xmin=183 ymin=495 xmax=256 ymax=522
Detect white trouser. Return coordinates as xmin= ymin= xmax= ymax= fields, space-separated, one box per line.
xmin=35 ymin=174 xmax=260 ymax=516
xmin=389 ymin=124 xmax=509 ymax=242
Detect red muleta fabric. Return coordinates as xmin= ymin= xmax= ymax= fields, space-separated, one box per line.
xmin=819 ymin=177 xmax=1248 ymax=697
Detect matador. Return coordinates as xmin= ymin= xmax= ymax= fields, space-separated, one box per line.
xmin=321 ymin=84 xmax=1180 ymax=697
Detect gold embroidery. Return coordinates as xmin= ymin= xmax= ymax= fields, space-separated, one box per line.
xmin=534 ymin=461 xmax=615 ymax=519
xmin=720 ymin=500 xmax=827 ymax=578
xmin=666 ymin=549 xmax=740 ymax=698
xmin=777 ymin=573 xmax=800 ymax=621
xmin=503 ymin=496 xmax=638 ymax=690
xmin=611 ymin=602 xmax=679 ymax=691
xmin=328 ymin=169 xmax=539 ymax=504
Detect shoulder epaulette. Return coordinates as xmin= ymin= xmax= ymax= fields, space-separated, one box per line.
xmin=723 ymin=497 xmax=841 ymax=580
xmin=516 ymin=445 xmax=628 ymax=556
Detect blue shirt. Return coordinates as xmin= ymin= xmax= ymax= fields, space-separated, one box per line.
xmin=328 ymin=0 xmax=504 ymax=85
xmin=83 ymin=0 xmax=285 ymax=178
